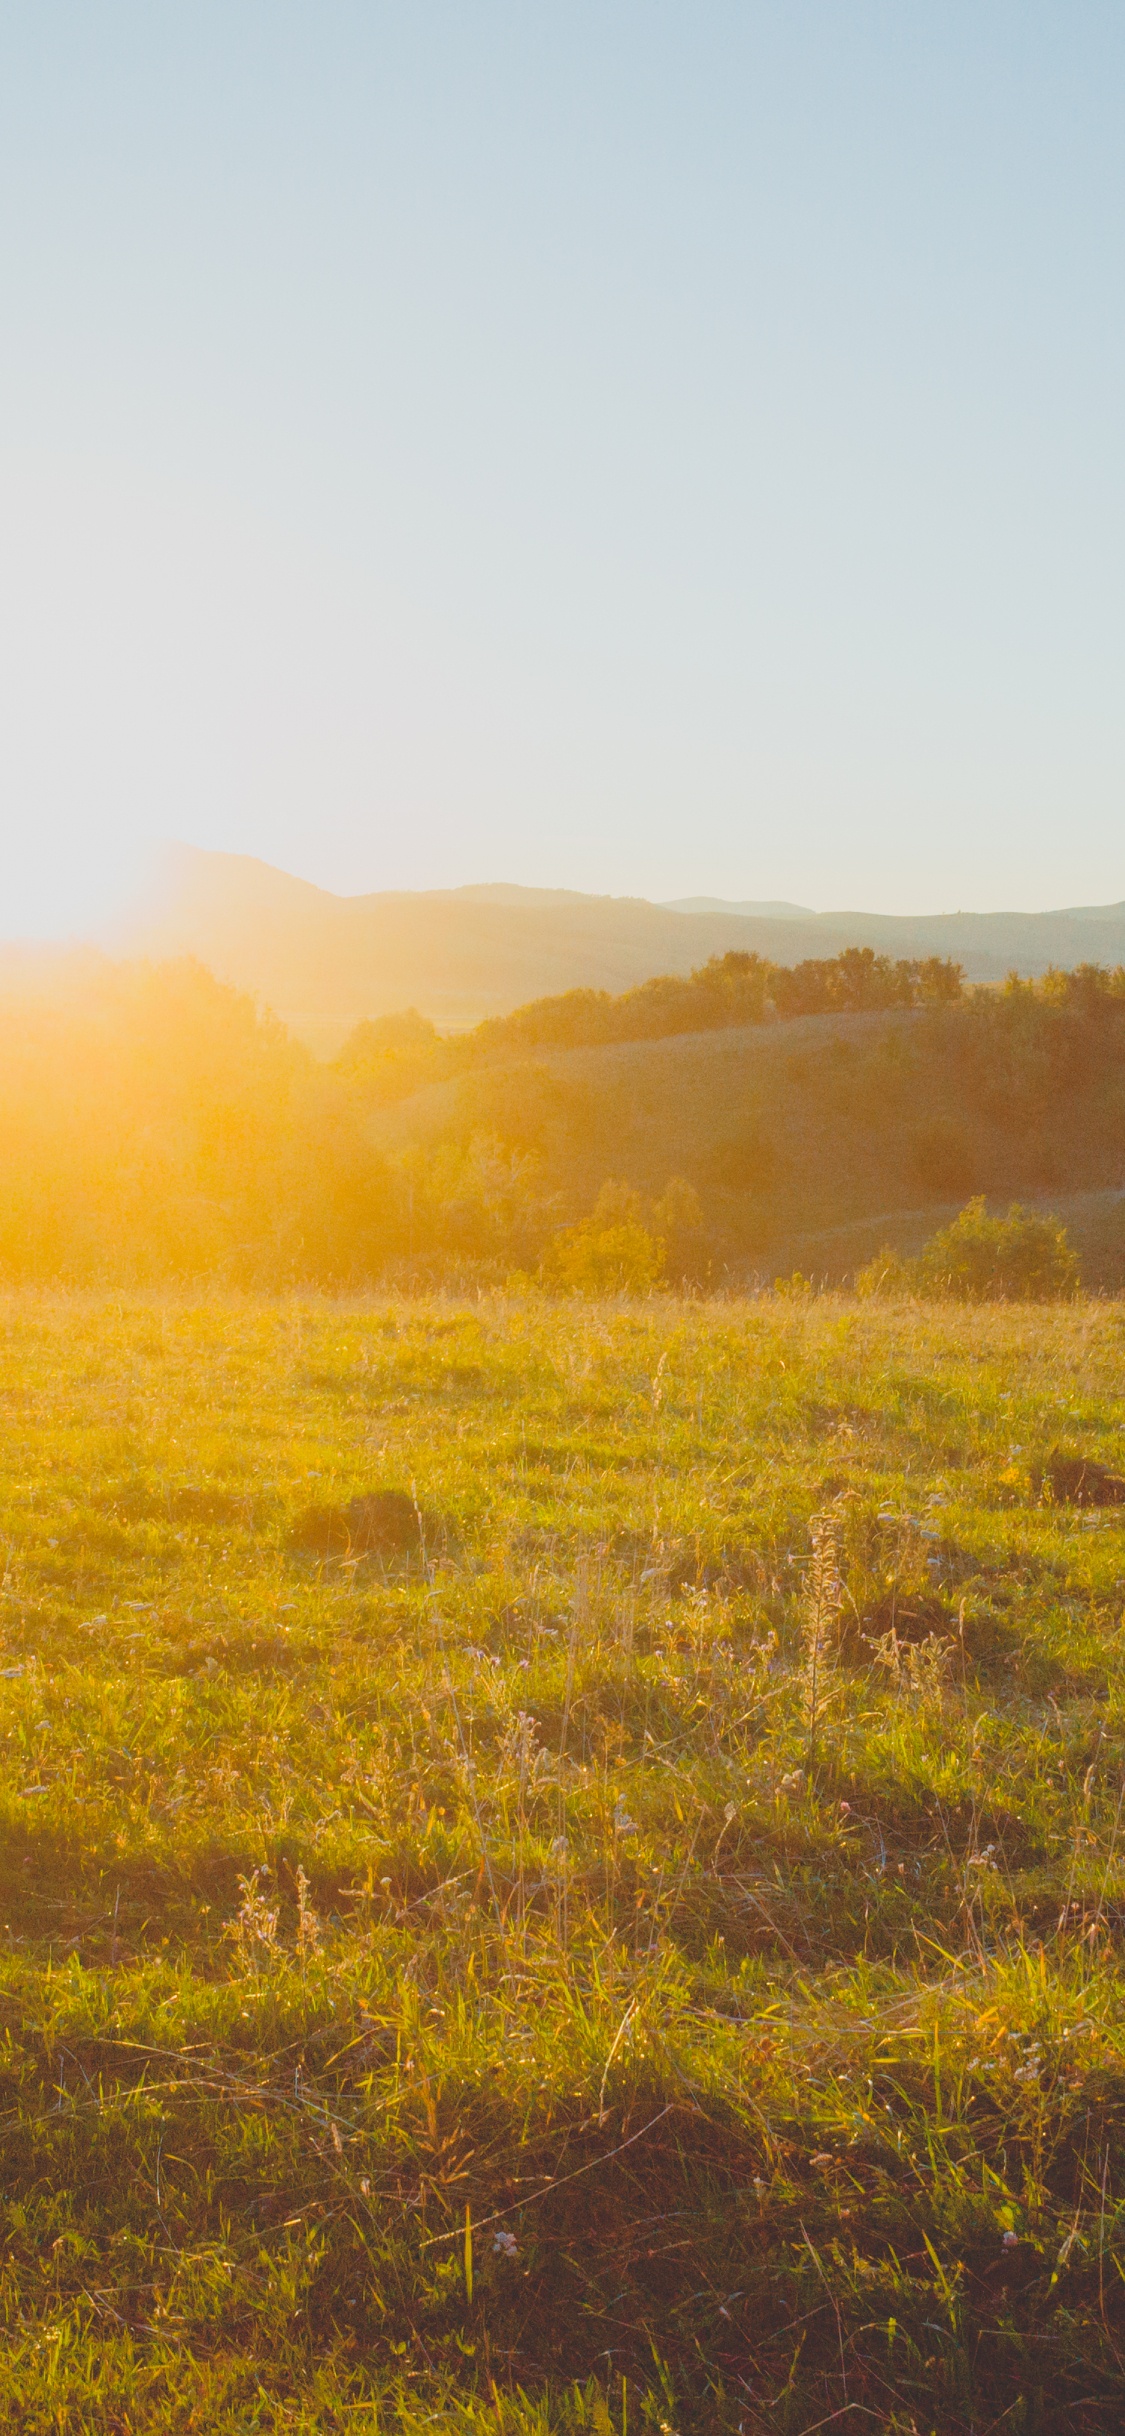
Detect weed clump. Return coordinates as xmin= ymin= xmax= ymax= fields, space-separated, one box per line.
xmin=288 ymin=1486 xmax=431 ymax=1558
xmin=542 ymin=1181 xmax=666 ymax=1294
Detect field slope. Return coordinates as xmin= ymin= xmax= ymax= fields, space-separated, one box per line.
xmin=370 ymin=1004 xmax=1125 ymax=1285
xmin=2 ymin=1291 xmax=1125 ymax=2431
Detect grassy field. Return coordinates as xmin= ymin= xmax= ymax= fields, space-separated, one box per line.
xmin=3 ymin=1291 xmax=1125 ymax=2432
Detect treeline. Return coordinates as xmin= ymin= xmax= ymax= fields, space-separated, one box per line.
xmin=414 ymin=965 xmax=1125 ymax=1287
xmin=0 ymin=962 xmax=397 ymax=1285
xmin=0 ymin=961 xmax=692 ymax=1287
xmin=3 ymin=952 xmax=1125 ymax=1288
xmin=335 ymin=945 xmax=966 ymax=1105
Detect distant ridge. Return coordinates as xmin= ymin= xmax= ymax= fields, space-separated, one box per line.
xmin=112 ymin=846 xmax=1125 ymax=1050
xmin=662 ymin=897 xmax=816 ymax=918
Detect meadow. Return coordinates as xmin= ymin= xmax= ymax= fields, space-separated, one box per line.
xmin=3 ymin=1289 xmax=1125 ymax=2432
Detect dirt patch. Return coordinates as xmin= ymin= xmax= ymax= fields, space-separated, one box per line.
xmin=1044 ymin=1451 xmax=1125 ymax=1507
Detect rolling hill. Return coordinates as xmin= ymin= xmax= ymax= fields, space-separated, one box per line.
xmin=1 ymin=940 xmax=1124 ymax=1288
xmin=116 ymin=846 xmax=1125 ymax=1047
xmin=666 ymin=893 xmax=1125 ymax=972
xmin=366 ymin=996 xmax=1125 ymax=1287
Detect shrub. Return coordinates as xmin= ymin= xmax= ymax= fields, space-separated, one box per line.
xmin=331 ymin=1008 xmax=443 ymax=1105
xmin=543 ymin=1181 xmax=666 ymax=1295
xmin=650 ymin=1175 xmax=705 ymax=1281
xmin=397 ymin=1132 xmax=557 ymax=1269
xmin=855 ymin=1247 xmax=916 ymax=1299
xmin=915 ymin=1197 xmax=1079 ymax=1301
xmin=859 ymin=1199 xmax=1080 ymax=1302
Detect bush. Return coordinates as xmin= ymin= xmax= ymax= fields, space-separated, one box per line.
xmin=916 ymin=1197 xmax=1079 ymax=1301
xmin=857 ymin=1199 xmax=1080 ymax=1303
xmin=543 ymin=1181 xmax=666 ymax=1295
xmin=855 ymin=1247 xmax=915 ymax=1299
xmin=650 ymin=1175 xmax=705 ymax=1282
xmin=397 ymin=1132 xmax=557 ymax=1270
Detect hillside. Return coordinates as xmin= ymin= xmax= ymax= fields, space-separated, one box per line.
xmin=665 ymin=892 xmax=1125 ymax=973
xmin=116 ymin=846 xmax=1125 ymax=1045
xmin=1 ymin=950 xmax=1122 ymax=1290
xmin=368 ymin=989 xmax=1125 ymax=1285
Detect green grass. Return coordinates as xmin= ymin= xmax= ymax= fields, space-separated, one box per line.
xmin=3 ymin=1290 xmax=1125 ymax=2431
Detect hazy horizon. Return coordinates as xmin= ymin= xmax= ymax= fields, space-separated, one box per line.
xmin=77 ymin=841 xmax=1125 ymax=943
xmin=14 ymin=836 xmax=1125 ymax=952
xmin=4 ymin=6 xmax=1125 ymax=937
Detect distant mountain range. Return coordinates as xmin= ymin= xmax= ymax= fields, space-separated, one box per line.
xmin=664 ymin=897 xmax=817 ymax=918
xmin=108 ymin=846 xmax=1125 ymax=1047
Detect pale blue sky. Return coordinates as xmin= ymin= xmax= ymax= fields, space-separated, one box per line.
xmin=2 ymin=3 xmax=1124 ymax=932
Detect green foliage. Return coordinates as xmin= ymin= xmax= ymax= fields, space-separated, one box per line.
xmin=854 ymin=1245 xmax=916 ymax=1299
xmin=10 ymin=953 xmax=1125 ymax=1293
xmin=369 ymin=963 xmax=1125 ymax=1291
xmin=0 ymin=974 xmax=555 ymax=1289
xmin=332 ymin=1006 xmax=443 ymax=1103
xmin=397 ymin=1130 xmax=558 ymax=1274
xmin=858 ymin=1199 xmax=1081 ymax=1302
xmin=772 ymin=943 xmax=964 ymax=1015
xmin=334 ymin=944 xmax=966 ymax=1107
xmin=543 ymin=1180 xmax=666 ymax=1293
xmin=541 ymin=1178 xmax=704 ymax=1295
xmin=472 ymin=948 xmax=778 ymax=1051
xmin=858 ymin=1198 xmax=1082 ymax=1303
xmin=914 ymin=1197 xmax=1080 ymax=1301
xmin=0 ymin=960 xmax=402 ymax=1285
xmin=649 ymin=1175 xmax=705 ymax=1282
xmin=1012 ymin=959 xmax=1125 ymax=1010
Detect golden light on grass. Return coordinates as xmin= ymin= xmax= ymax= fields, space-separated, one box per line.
xmin=0 ymin=1288 xmax=1123 ymax=2426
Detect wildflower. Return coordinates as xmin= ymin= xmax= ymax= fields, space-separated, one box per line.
xmin=492 ymin=2227 xmax=518 ymax=2258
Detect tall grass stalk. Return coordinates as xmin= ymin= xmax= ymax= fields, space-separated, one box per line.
xmin=801 ymin=1508 xmax=842 ymax=1780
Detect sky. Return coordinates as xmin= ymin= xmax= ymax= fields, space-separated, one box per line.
xmin=2 ymin=3 xmax=1125 ymax=935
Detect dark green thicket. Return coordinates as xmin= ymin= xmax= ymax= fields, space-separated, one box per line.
xmin=336 ymin=943 xmax=965 ymax=1102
